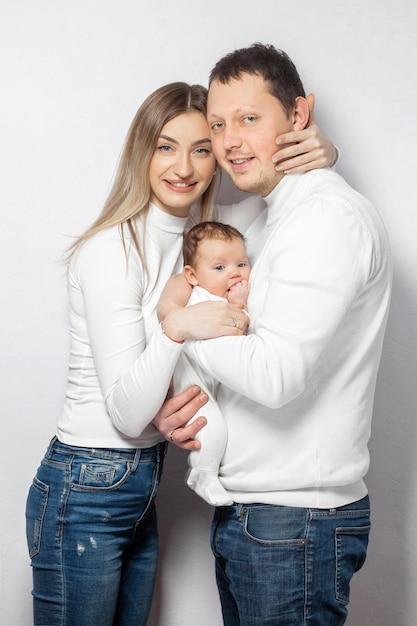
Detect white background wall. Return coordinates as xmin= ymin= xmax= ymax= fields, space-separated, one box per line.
xmin=1 ymin=1 xmax=416 ymax=624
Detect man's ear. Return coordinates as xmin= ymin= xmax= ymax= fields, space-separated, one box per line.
xmin=183 ymin=265 xmax=199 ymax=287
xmin=292 ymin=96 xmax=310 ymax=131
xmin=305 ymin=93 xmax=315 ymax=115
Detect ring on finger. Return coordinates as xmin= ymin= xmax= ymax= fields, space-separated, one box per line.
xmin=231 ymin=318 xmax=239 ymax=328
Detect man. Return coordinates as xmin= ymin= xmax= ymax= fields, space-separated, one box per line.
xmin=156 ymin=43 xmax=392 ymax=625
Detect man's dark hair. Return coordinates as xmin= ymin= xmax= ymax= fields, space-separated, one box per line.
xmin=209 ymin=42 xmax=305 ymax=116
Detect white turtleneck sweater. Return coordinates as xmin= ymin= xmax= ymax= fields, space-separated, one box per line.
xmin=57 ymin=195 xmax=266 ymax=450
xmin=58 ymin=204 xmax=186 ymax=448
xmin=186 ymin=169 xmax=392 ymax=508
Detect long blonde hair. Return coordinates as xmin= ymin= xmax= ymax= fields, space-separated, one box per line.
xmin=67 ymin=82 xmax=218 ymax=261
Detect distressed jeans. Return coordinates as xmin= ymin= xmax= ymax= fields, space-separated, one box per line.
xmin=211 ymin=496 xmax=370 ymax=625
xmin=25 ymin=437 xmax=167 ymax=626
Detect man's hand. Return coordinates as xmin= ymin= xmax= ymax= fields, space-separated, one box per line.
xmin=153 ymin=385 xmax=208 ymax=450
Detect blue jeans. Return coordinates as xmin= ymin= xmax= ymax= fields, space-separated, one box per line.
xmin=211 ymin=496 xmax=370 ymax=626
xmin=25 ymin=437 xmax=167 ymax=626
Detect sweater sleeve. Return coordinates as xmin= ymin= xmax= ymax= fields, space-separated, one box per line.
xmin=70 ymin=233 xmax=183 ymax=438
xmin=184 ymin=195 xmax=375 ymax=408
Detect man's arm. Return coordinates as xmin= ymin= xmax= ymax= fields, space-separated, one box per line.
xmin=184 ymin=195 xmax=373 ymax=408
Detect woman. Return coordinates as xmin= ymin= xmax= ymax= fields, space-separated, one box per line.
xmin=25 ymin=81 xmax=336 ymax=626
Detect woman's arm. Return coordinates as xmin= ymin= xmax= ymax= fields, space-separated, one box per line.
xmin=272 ymin=94 xmax=338 ymax=174
xmin=157 ymin=273 xmax=192 ymax=320
xmin=158 ymin=273 xmax=249 ymax=341
xmin=74 ymin=235 xmax=247 ymax=438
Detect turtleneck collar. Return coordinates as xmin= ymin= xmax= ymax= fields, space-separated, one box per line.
xmin=147 ymin=202 xmax=189 ymax=234
xmin=263 ymin=173 xmax=304 ymax=226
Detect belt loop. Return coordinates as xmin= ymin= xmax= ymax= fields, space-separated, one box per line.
xmin=45 ymin=436 xmax=58 ymax=459
xmin=131 ymin=448 xmax=142 ymax=471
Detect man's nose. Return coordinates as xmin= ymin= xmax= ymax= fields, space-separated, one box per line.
xmin=223 ymin=126 xmax=242 ymax=151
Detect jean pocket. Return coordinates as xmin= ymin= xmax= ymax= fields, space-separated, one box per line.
xmin=25 ymin=477 xmax=49 ymax=558
xmin=335 ymin=523 xmax=370 ymax=604
xmin=70 ymin=458 xmax=133 ymax=491
xmin=242 ymin=505 xmax=307 ymax=546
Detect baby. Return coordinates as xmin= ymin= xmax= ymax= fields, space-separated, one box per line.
xmin=174 ymin=221 xmax=250 ymax=505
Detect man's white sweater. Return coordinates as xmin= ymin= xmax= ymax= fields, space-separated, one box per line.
xmin=187 ymin=169 xmax=392 ymax=508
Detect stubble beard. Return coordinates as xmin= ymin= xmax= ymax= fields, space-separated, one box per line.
xmin=231 ymin=169 xmax=281 ymax=198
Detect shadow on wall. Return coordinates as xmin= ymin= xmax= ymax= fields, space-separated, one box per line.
xmin=349 ymin=266 xmax=417 ymax=626
xmin=149 ymin=446 xmax=222 ymax=626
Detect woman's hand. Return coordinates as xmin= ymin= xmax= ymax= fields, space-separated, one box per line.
xmin=162 ymin=300 xmax=249 ymax=342
xmin=158 ymin=271 xmax=249 ymax=343
xmin=153 ymin=385 xmax=208 ymax=450
xmin=272 ymin=93 xmax=338 ymax=174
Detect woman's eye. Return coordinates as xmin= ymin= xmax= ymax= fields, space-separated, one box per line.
xmin=157 ymin=145 xmax=172 ymax=152
xmin=195 ymin=148 xmax=211 ymax=155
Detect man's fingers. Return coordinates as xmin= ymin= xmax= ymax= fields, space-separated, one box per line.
xmin=172 ymin=393 xmax=208 ymax=428
xmin=153 ymin=385 xmax=208 ymax=446
xmin=169 ymin=417 xmax=207 ymax=451
xmin=156 ymin=386 xmax=201 ymax=419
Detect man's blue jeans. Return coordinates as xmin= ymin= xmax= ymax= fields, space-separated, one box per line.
xmin=211 ymin=496 xmax=370 ymax=625
xmin=25 ymin=437 xmax=167 ymax=626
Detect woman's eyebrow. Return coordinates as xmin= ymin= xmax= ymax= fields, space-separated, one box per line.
xmin=159 ymin=134 xmax=212 ymax=147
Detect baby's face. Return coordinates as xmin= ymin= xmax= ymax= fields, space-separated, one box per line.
xmin=192 ymin=237 xmax=250 ymax=299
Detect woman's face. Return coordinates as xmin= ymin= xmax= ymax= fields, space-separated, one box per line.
xmin=149 ymin=111 xmax=217 ymax=218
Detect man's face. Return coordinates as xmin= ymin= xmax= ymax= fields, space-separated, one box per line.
xmin=207 ymin=73 xmax=295 ymax=197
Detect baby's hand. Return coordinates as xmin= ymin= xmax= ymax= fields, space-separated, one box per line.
xmin=227 ymin=280 xmax=249 ymax=307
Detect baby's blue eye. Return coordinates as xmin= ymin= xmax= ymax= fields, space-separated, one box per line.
xmin=215 ymin=265 xmax=225 ymax=271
